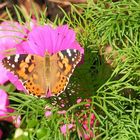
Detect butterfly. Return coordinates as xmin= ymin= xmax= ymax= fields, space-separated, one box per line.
xmin=2 ymin=49 xmax=82 ymax=97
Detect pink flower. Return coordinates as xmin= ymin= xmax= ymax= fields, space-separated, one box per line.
xmin=45 ymin=105 xmax=53 ymax=117
xmin=45 ymin=111 xmax=52 ymax=117
xmin=0 ymin=21 xmax=27 ymax=59
xmin=0 ymin=63 xmax=9 ymax=84
xmin=21 ymin=25 xmax=84 ymax=56
xmin=0 ymin=20 xmax=38 ymax=89
xmin=0 ymin=21 xmax=27 ymax=85
xmin=78 ymin=99 xmax=95 ymax=139
xmin=57 ymin=110 xmax=66 ymax=115
xmin=2 ymin=23 xmax=84 ymax=96
xmin=78 ymin=113 xmax=95 ymax=140
xmin=76 ymin=98 xmax=82 ymax=103
xmin=60 ymin=124 xmax=74 ymax=135
xmin=60 ymin=98 xmax=96 ymax=139
xmin=0 ymin=89 xmax=21 ymax=127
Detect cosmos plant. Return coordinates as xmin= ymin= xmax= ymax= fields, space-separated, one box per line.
xmin=0 ymin=20 xmax=94 ymax=140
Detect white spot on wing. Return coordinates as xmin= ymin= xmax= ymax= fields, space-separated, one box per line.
xmin=14 ymin=54 xmax=20 ymax=62
xmin=12 ymin=64 xmax=15 ymax=68
xmin=66 ymin=49 xmax=72 ymax=57
xmin=7 ymin=56 xmax=10 ymax=60
xmin=72 ymin=58 xmax=75 ymax=61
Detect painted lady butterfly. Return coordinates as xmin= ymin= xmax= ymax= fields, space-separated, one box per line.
xmin=2 ymin=49 xmax=82 ymax=97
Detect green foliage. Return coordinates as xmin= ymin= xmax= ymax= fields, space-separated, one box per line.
xmin=60 ymin=0 xmax=140 ymax=139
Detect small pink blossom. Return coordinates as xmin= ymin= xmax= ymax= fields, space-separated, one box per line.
xmin=57 ymin=110 xmax=66 ymax=115
xmin=60 ymin=124 xmax=74 ymax=135
xmin=78 ymin=113 xmax=95 ymax=140
xmin=12 ymin=115 xmax=21 ymax=128
xmin=45 ymin=105 xmax=53 ymax=117
xmin=45 ymin=111 xmax=52 ymax=117
xmin=76 ymin=98 xmax=82 ymax=103
xmin=60 ymin=98 xmax=95 ymax=139
xmin=0 ymin=89 xmax=21 ymax=127
xmin=61 ymin=104 xmax=65 ymax=107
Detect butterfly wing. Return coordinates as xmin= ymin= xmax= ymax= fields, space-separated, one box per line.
xmin=2 ymin=54 xmax=48 ymax=97
xmin=50 ymin=49 xmax=82 ymax=96
xmin=2 ymin=49 xmax=82 ymax=97
xmin=2 ymin=54 xmax=32 ymax=80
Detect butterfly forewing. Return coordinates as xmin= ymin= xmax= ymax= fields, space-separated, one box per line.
xmin=2 ymin=54 xmax=33 ymax=80
xmin=50 ymin=49 xmax=82 ymax=95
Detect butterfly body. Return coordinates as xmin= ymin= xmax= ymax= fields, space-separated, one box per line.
xmin=2 ymin=49 xmax=82 ymax=97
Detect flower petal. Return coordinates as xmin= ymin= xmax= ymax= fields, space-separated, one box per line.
xmin=6 ymin=72 xmax=25 ymax=91
xmin=0 ymin=89 xmax=21 ymax=127
xmin=0 ymin=21 xmax=28 ymax=84
xmin=0 ymin=89 xmax=9 ymax=111
xmin=0 ymin=21 xmax=27 ymax=59
xmin=21 ymin=25 xmax=84 ymax=55
xmin=60 ymin=124 xmax=74 ymax=135
xmin=45 ymin=111 xmax=52 ymax=117
xmin=0 ymin=63 xmax=9 ymax=84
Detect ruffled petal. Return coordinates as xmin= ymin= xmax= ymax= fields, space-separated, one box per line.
xmin=7 ymin=72 xmax=25 ymax=91
xmin=21 ymin=25 xmax=84 ymax=55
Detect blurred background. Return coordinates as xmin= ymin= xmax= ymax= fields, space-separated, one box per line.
xmin=0 ymin=0 xmax=87 ymax=21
